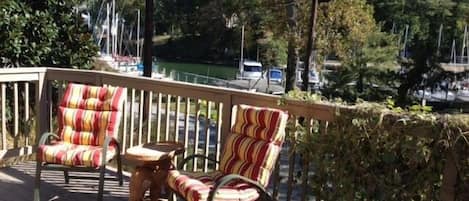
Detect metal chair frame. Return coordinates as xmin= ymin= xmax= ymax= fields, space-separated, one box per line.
xmin=33 ymin=84 xmax=126 ymax=201
xmin=34 ymin=132 xmax=123 ymax=201
xmin=172 ymin=154 xmax=275 ymax=201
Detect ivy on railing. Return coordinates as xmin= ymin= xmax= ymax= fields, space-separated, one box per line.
xmin=281 ymin=90 xmax=469 ymax=200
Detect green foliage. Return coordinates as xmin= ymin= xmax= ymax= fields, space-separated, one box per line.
xmin=0 ymin=0 xmax=97 ymax=68
xmin=260 ymin=38 xmax=287 ymax=67
xmin=368 ymin=0 xmax=469 ymax=104
xmin=281 ymin=89 xmax=323 ymax=105
xmin=282 ymin=93 xmax=469 ymax=200
xmin=316 ymin=0 xmax=377 ymax=61
xmin=316 ymin=0 xmax=399 ymax=102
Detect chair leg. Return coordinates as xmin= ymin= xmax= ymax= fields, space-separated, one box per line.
xmin=34 ymin=160 xmax=42 ymax=201
xmin=97 ymin=165 xmax=106 ymax=201
xmin=64 ymin=170 xmax=70 ymax=184
xmin=117 ymin=153 xmax=123 ymax=186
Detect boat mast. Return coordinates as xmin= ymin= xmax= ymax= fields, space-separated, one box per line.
xmin=239 ymin=25 xmax=245 ymax=75
xmin=437 ymin=24 xmax=443 ymax=55
xmin=112 ymin=0 xmax=116 ymax=56
xmin=106 ymin=3 xmax=110 ymax=56
xmin=137 ymin=9 xmax=141 ymax=59
xmin=403 ymin=24 xmax=409 ymax=58
xmin=451 ymin=39 xmax=456 ymax=64
xmin=466 ymin=28 xmax=469 ymax=64
xmin=114 ymin=13 xmax=119 ymax=56
xmin=129 ymin=27 xmax=133 ymax=55
xmin=119 ymin=18 xmax=124 ymax=56
xmin=461 ymin=25 xmax=467 ymax=63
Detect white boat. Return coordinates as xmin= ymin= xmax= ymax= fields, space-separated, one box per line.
xmin=456 ymin=90 xmax=469 ymax=102
xmin=296 ymin=68 xmax=320 ymax=84
xmin=238 ymin=60 xmax=263 ymax=80
xmin=124 ymin=70 xmax=171 ymax=81
xmin=414 ymin=89 xmax=457 ymax=102
xmin=414 ymin=89 xmax=436 ymax=101
xmin=431 ymin=90 xmax=456 ymax=102
xmin=296 ymin=67 xmax=320 ymax=90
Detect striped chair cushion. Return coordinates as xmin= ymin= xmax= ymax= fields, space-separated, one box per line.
xmin=230 ymin=104 xmax=287 ymax=143
xmin=58 ymin=83 xmax=125 ymax=146
xmin=167 ymin=170 xmax=260 ymax=201
xmin=38 ymin=142 xmax=116 ymax=167
xmin=220 ymin=105 xmax=288 ymax=187
xmin=219 ymin=134 xmax=281 ymax=187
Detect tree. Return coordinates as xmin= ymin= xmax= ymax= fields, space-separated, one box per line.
xmin=0 ymin=0 xmax=98 ymax=68
xmin=316 ymin=0 xmax=398 ymax=101
xmin=368 ymin=0 xmax=469 ymax=104
xmin=261 ymin=38 xmax=288 ymax=67
xmin=302 ymin=0 xmax=332 ymax=91
xmin=285 ymin=0 xmax=301 ymax=92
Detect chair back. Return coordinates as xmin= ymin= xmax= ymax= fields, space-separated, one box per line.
xmin=58 ymin=83 xmax=126 ymax=146
xmin=219 ymin=104 xmax=288 ymax=187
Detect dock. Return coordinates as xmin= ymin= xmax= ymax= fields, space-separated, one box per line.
xmin=215 ymin=79 xmax=285 ymax=94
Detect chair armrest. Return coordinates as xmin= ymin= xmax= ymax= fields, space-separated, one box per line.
xmin=177 ymin=154 xmax=219 ymax=170
xmin=101 ymin=136 xmax=121 ymax=166
xmin=38 ymin=132 xmax=60 ymax=145
xmin=208 ymin=174 xmax=273 ymax=201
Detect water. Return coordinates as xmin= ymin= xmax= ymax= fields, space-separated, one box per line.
xmin=157 ymin=61 xmax=238 ymax=80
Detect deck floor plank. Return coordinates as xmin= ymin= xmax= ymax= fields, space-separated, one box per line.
xmin=0 ymin=159 xmax=304 ymax=201
xmin=0 ymin=161 xmax=129 ymax=201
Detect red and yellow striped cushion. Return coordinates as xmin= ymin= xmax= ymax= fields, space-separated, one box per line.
xmin=221 ymin=105 xmax=288 ymax=187
xmin=219 ymin=134 xmax=281 ymax=187
xmin=167 ymin=105 xmax=288 ymax=201
xmin=39 ymin=83 xmax=125 ymax=168
xmin=231 ymin=104 xmax=287 ymax=143
xmin=38 ymin=142 xmax=116 ymax=167
xmin=167 ymin=170 xmax=260 ymax=201
xmin=57 ymin=83 xmax=125 ymax=146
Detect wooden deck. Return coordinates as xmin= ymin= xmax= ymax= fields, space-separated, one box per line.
xmin=0 ymin=161 xmax=130 ymax=201
xmin=0 ymin=159 xmax=302 ymax=201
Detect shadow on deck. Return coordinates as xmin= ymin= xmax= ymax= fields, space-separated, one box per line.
xmin=0 ymin=161 xmax=130 ymax=201
xmin=0 ymin=154 xmax=305 ymax=201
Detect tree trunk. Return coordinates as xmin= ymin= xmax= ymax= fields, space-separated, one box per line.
xmin=397 ymin=38 xmax=434 ymax=106
xmin=143 ymin=0 xmax=153 ymax=77
xmin=143 ymin=0 xmax=153 ymax=120
xmin=357 ymin=69 xmax=364 ymax=93
xmin=285 ymin=0 xmax=300 ymax=92
xmin=302 ymin=0 xmax=319 ymax=91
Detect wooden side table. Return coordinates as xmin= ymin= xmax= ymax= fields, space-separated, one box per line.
xmin=125 ymin=142 xmax=184 ymax=201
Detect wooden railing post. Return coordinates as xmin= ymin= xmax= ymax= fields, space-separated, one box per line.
xmin=440 ymin=151 xmax=458 ymax=201
xmin=220 ymin=93 xmax=232 ymax=153
xmin=35 ymin=72 xmax=49 ymax=143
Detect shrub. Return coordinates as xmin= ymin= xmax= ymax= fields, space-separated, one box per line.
xmin=283 ymin=91 xmax=469 ymax=200
xmin=0 ymin=0 xmax=97 ymax=68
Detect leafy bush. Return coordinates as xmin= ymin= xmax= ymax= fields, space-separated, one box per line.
xmin=0 ymin=0 xmax=97 ymax=68
xmin=283 ymin=91 xmax=469 ymax=200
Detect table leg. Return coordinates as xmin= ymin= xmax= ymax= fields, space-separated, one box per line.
xmin=149 ymin=159 xmax=172 ymax=201
xmin=149 ymin=171 xmax=162 ymax=201
xmin=129 ymin=167 xmax=153 ymax=201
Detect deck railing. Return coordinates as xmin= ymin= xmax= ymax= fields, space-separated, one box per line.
xmin=0 ymin=67 xmax=463 ymax=201
xmin=0 ymin=67 xmax=335 ymax=200
xmin=0 ymin=68 xmax=46 ymax=163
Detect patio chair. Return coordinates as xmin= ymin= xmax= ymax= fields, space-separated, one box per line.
xmin=34 ymin=83 xmax=126 ymax=201
xmin=167 ymin=104 xmax=289 ymax=201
